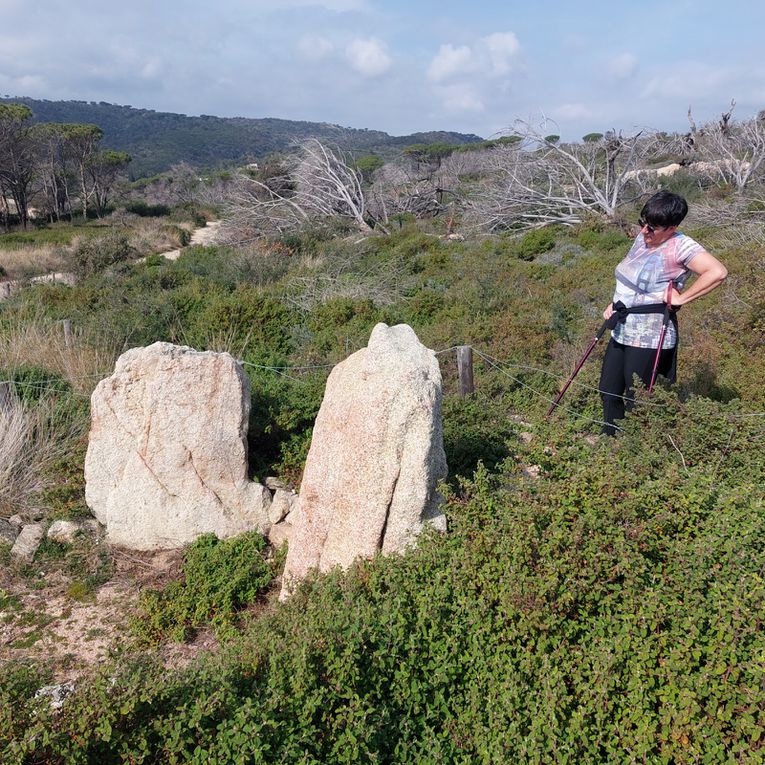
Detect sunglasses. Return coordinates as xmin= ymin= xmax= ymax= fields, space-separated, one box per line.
xmin=638 ymin=218 xmax=664 ymax=234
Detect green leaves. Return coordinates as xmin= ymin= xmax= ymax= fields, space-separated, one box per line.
xmin=131 ymin=532 xmax=275 ymax=645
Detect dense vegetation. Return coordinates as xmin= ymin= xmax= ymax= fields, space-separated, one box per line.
xmin=3 ymin=401 xmax=764 ymax=762
xmin=2 ymin=114 xmax=765 ymax=761
xmin=0 ymin=98 xmax=483 ymax=178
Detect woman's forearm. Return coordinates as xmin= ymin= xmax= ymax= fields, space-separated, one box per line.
xmin=675 ymin=264 xmax=728 ymax=305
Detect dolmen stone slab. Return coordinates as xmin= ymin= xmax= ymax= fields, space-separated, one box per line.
xmin=281 ymin=323 xmax=447 ymax=597
xmin=85 ymin=342 xmax=271 ymax=550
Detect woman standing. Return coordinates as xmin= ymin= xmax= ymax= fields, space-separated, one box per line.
xmin=599 ymin=190 xmax=727 ymax=435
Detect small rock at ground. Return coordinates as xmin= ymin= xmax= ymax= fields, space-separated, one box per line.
xmin=8 ymin=514 xmax=23 ymax=528
xmin=1 ymin=519 xmax=19 ymax=545
xmin=268 ymin=522 xmax=292 ymax=550
xmin=11 ymin=523 xmax=45 ymax=562
xmin=522 ymin=464 xmax=542 ymax=479
xmin=47 ymin=520 xmax=83 ymax=544
xmin=35 ymin=682 xmax=75 ymax=711
xmin=264 ymin=476 xmax=289 ymax=491
xmin=268 ymin=489 xmax=297 ymax=525
xmin=82 ymin=518 xmax=103 ymax=537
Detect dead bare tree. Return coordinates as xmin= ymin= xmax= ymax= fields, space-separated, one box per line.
xmin=689 ymin=101 xmax=765 ymax=192
xmin=224 ymin=138 xmax=383 ymax=239
xmin=368 ymin=160 xmax=452 ymax=223
xmin=468 ymin=120 xmax=666 ymax=231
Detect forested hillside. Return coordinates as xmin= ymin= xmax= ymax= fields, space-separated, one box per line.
xmin=0 ymin=97 xmax=483 ymax=178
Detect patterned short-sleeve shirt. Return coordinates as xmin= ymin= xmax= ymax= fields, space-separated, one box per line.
xmin=611 ymin=231 xmax=703 ymax=349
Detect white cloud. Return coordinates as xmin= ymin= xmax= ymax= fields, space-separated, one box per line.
xmin=427 ymin=44 xmax=473 ymax=82
xmin=297 ymin=34 xmax=334 ymax=60
xmin=640 ymin=63 xmax=730 ymax=100
xmin=140 ymin=59 xmax=163 ymax=79
xmin=552 ymin=102 xmax=592 ymax=120
xmin=427 ymin=31 xmax=520 ymax=85
xmin=0 ymin=73 xmax=47 ymax=94
xmin=346 ymin=37 xmax=391 ymax=77
xmin=439 ymin=84 xmax=484 ymax=113
xmin=482 ymin=32 xmax=520 ymax=76
xmin=609 ymin=52 xmax=638 ymax=80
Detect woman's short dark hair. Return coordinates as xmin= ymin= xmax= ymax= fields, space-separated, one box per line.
xmin=640 ymin=190 xmax=688 ymax=227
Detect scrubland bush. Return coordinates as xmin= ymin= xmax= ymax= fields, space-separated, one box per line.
xmin=515 ymin=226 xmax=557 ymax=260
xmin=68 ymin=231 xmax=136 ymax=279
xmin=2 ymin=196 xmax=765 ymax=762
xmin=6 ymin=393 xmax=764 ymax=763
xmin=131 ymin=532 xmax=275 ymax=645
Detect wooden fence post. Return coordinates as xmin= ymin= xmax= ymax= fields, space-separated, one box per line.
xmin=62 ymin=319 xmax=73 ymax=349
xmin=456 ymin=345 xmax=474 ymax=396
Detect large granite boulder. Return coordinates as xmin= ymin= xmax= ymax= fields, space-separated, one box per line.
xmin=85 ymin=342 xmax=271 ymax=550
xmin=281 ymin=323 xmax=447 ymax=597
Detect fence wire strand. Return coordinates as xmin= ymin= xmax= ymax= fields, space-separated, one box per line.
xmin=3 ymin=342 xmax=765 ymax=423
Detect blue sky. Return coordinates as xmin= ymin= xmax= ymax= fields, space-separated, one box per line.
xmin=1 ymin=0 xmax=764 ymax=140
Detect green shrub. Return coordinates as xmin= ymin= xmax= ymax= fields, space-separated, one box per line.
xmin=183 ymin=284 xmax=294 ymax=357
xmin=515 ymin=227 xmax=557 ymax=260
xmin=576 ymin=227 xmax=631 ymax=253
xmin=0 ymin=364 xmax=70 ymax=406
xmin=441 ymin=391 xmax=515 ymax=479
xmin=0 ymin=660 xmax=53 ymax=750
xmin=68 ymin=231 xmax=136 ymax=279
xmin=4 ymin=219 xmax=765 ymax=763
xmin=13 ymin=399 xmax=765 ymax=763
xmin=124 ymin=200 xmax=171 ymax=217
xmin=658 ymin=169 xmax=705 ymax=201
xmin=131 ymin=532 xmax=275 ymax=645
xmin=246 ymin=369 xmax=326 ymax=481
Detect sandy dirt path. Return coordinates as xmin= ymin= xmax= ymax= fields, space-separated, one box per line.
xmin=158 ymin=220 xmax=221 ymax=261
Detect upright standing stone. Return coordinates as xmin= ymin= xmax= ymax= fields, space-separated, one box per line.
xmin=281 ymin=323 xmax=447 ymax=597
xmin=85 ymin=342 xmax=271 ymax=550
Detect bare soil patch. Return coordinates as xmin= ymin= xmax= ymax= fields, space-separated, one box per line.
xmin=0 ymin=546 xmax=219 ymax=682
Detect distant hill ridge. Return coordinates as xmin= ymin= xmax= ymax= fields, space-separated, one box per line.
xmin=0 ymin=97 xmax=484 ymax=179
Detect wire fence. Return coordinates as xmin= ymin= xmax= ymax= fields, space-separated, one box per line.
xmin=3 ymin=340 xmax=765 ymax=431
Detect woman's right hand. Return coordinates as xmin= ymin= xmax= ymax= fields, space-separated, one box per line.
xmin=602 ymin=303 xmax=614 ymax=320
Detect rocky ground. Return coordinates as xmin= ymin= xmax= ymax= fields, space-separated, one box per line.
xmin=0 ymin=544 xmax=220 ymax=682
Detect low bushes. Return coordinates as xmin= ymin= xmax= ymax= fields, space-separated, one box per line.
xmin=6 ymin=395 xmax=764 ymax=763
xmin=131 ymin=532 xmax=276 ymax=645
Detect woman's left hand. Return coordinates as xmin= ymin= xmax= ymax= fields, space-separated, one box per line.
xmin=667 ymin=284 xmax=684 ymax=306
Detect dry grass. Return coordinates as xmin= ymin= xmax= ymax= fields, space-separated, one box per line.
xmin=122 ymin=216 xmax=194 ymax=257
xmin=0 ymin=392 xmax=80 ymax=518
xmin=0 ymin=319 xmax=118 ymax=396
xmin=0 ymin=394 xmax=39 ymax=513
xmin=0 ymin=217 xmax=197 ymax=283
xmin=0 ymin=244 xmax=69 ymax=280
xmin=0 ymin=320 xmax=105 ymax=518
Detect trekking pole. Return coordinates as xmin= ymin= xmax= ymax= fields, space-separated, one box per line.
xmin=648 ymin=282 xmax=675 ymax=393
xmin=546 ymin=316 xmax=612 ymax=417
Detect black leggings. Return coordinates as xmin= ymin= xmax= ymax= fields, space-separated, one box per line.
xmin=599 ymin=338 xmax=676 ymax=435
